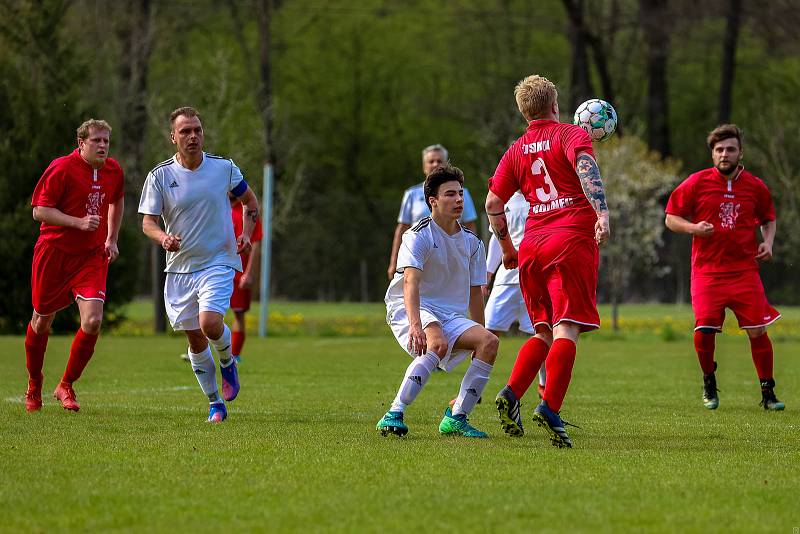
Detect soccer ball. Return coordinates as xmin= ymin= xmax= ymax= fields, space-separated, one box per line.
xmin=573 ymin=99 xmax=617 ymax=142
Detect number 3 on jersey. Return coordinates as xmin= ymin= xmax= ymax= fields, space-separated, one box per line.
xmin=532 ymin=158 xmax=558 ymax=202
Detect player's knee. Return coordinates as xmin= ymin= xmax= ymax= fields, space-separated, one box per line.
xmin=81 ymin=315 xmax=103 ymax=335
xmin=747 ymin=327 xmax=766 ymax=338
xmin=30 ymin=312 xmax=54 ymax=334
xmin=428 ymin=340 xmax=448 ymax=358
xmin=696 ymin=327 xmax=717 ymax=335
xmin=200 ymin=317 xmax=223 ymax=339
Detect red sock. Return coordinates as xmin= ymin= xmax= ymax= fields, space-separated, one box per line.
xmin=694 ymin=331 xmax=716 ymax=375
xmin=62 ymin=329 xmax=99 ymax=384
xmin=232 ymin=331 xmax=245 ymax=356
xmin=543 ymin=338 xmax=577 ymax=412
xmin=749 ymin=333 xmax=773 ymax=381
xmin=507 ymin=337 xmax=550 ymax=399
xmin=25 ymin=323 xmax=49 ymax=381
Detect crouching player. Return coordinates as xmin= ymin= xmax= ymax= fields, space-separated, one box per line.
xmin=377 ymin=164 xmax=498 ymax=438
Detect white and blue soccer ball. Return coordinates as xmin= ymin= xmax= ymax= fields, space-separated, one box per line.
xmin=573 ymin=98 xmax=617 ymax=142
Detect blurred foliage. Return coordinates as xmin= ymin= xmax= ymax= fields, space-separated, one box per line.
xmin=2 ymin=0 xmax=800 ymax=334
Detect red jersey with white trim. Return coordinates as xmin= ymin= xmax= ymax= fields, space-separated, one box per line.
xmin=665 ymin=166 xmax=775 ymax=275
xmin=31 ymin=149 xmax=125 ymax=253
xmin=489 ymin=120 xmax=596 ymax=238
xmin=231 ymin=201 xmax=264 ymax=266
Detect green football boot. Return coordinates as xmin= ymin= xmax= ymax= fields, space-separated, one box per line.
xmin=376 ymin=410 xmax=408 ymax=437
xmin=438 ymin=407 xmax=487 ymax=438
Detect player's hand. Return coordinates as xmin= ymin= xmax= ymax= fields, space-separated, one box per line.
xmin=693 ymin=221 xmax=714 ymax=237
xmin=407 ymin=323 xmax=427 ymax=356
xmin=502 ymin=248 xmax=518 ymax=270
xmin=239 ymin=272 xmax=254 ymax=289
xmin=756 ymin=242 xmax=773 ymax=262
xmin=77 ymin=214 xmax=101 ymax=232
xmin=161 ymin=234 xmax=181 ymax=252
xmin=595 ymin=214 xmax=610 ymax=245
xmin=104 ymin=240 xmax=119 ymax=263
xmin=236 ymin=234 xmax=252 ymax=255
xmin=387 ymin=263 xmax=396 ymax=280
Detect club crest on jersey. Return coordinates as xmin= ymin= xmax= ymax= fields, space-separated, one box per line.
xmin=86 ymin=192 xmax=105 ymax=215
xmin=718 ymin=201 xmax=740 ymax=230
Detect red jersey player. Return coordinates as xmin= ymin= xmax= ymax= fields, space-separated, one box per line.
xmin=665 ymin=124 xmax=784 ymax=412
xmin=486 ymin=75 xmax=610 ymax=448
xmin=229 ymin=196 xmax=263 ymax=362
xmin=25 ymin=119 xmax=125 ymax=412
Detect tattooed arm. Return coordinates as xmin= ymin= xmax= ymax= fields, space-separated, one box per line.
xmin=485 ymin=190 xmax=518 ymax=269
xmin=236 ymin=186 xmax=260 ymax=255
xmin=575 ymin=152 xmax=611 ymax=245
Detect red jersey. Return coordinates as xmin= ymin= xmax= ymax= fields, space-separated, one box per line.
xmin=489 ymin=120 xmax=596 ymax=238
xmin=231 ymin=202 xmax=264 ymax=266
xmin=31 ymin=149 xmax=124 ymax=254
xmin=665 ymin=166 xmax=775 ymax=275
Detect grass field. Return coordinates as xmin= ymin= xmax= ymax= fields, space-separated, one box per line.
xmin=1 ymin=304 xmax=799 ymax=532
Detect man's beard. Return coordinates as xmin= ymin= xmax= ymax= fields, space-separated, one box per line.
xmin=716 ymin=161 xmax=737 ymax=175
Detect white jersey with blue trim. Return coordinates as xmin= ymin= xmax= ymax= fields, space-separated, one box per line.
xmin=385 ymin=217 xmax=487 ymax=318
xmin=138 ymin=152 xmax=246 ymax=274
xmin=397 ymin=182 xmax=478 ymax=225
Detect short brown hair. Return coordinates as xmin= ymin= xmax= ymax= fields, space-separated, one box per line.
xmin=514 ymin=75 xmax=558 ymax=121
xmin=170 ymin=106 xmax=201 ymax=128
xmin=707 ymin=124 xmax=742 ymax=150
xmin=77 ymin=119 xmax=112 ymax=140
xmin=424 ymin=163 xmax=464 ymax=210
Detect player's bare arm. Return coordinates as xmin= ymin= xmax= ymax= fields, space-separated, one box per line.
xmin=33 ymin=206 xmax=101 ymax=232
xmin=240 ymin=241 xmax=261 ymax=289
xmin=388 ymin=223 xmax=411 ymax=280
xmin=664 ymin=214 xmax=714 ymax=237
xmin=469 ymin=285 xmax=486 ymax=327
xmin=105 ymin=196 xmax=124 ymax=263
xmin=485 ymin=191 xmax=518 ymax=269
xmin=756 ymin=220 xmax=776 ymax=261
xmin=575 ymin=152 xmax=611 ymax=245
xmin=237 ymin=187 xmax=259 ymax=255
xmin=142 ymin=214 xmax=181 ymax=252
xmin=402 ymin=267 xmax=426 ymax=355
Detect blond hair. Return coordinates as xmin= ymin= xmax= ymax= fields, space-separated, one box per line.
xmin=514 ymin=75 xmax=557 ymax=121
xmin=77 ymin=119 xmax=112 ymax=140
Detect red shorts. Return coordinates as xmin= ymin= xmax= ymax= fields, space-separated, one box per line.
xmin=518 ymin=232 xmax=600 ymax=332
xmin=229 ymin=270 xmax=252 ymax=312
xmin=691 ymin=271 xmax=780 ymax=331
xmin=31 ymin=241 xmax=108 ymax=315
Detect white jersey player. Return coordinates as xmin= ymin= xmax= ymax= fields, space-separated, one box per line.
xmin=139 ymin=106 xmax=260 ymax=423
xmin=377 ymin=164 xmax=498 ymax=438
xmin=485 ymin=191 xmax=546 ymax=396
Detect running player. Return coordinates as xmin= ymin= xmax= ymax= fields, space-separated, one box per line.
xmin=665 ymin=123 xmax=784 ymax=411
xmin=229 ymin=194 xmax=263 ymax=363
xmin=25 ymin=119 xmax=124 ymax=413
xmin=139 ymin=106 xmax=260 ymax=423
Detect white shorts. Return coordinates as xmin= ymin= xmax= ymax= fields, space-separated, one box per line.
xmin=164 ymin=265 xmax=235 ymax=331
xmin=485 ymin=283 xmax=534 ymax=334
xmin=387 ymin=306 xmax=479 ymax=372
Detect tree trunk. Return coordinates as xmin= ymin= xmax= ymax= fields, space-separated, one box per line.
xmin=639 ymin=0 xmax=671 ymax=157
xmin=562 ymin=0 xmax=593 ymax=111
xmin=255 ymin=0 xmax=276 ymax=168
xmin=718 ymin=0 xmax=742 ymax=124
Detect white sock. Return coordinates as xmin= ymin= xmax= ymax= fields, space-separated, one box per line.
xmin=389 ymin=351 xmax=440 ymax=413
xmin=209 ymin=324 xmax=233 ymax=367
xmin=538 ymin=363 xmax=547 ymax=387
xmin=452 ymin=358 xmax=493 ymax=416
xmin=188 ymin=345 xmax=220 ymax=403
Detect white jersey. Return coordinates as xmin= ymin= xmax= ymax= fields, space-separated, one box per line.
xmin=385 ymin=217 xmax=487 ymax=318
xmin=138 ymin=152 xmax=246 ymax=274
xmin=397 ymin=182 xmax=478 ymax=225
xmin=487 ymin=191 xmax=529 ymax=285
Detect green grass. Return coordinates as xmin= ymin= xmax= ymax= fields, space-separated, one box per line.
xmin=1 ymin=328 xmax=799 ymax=532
